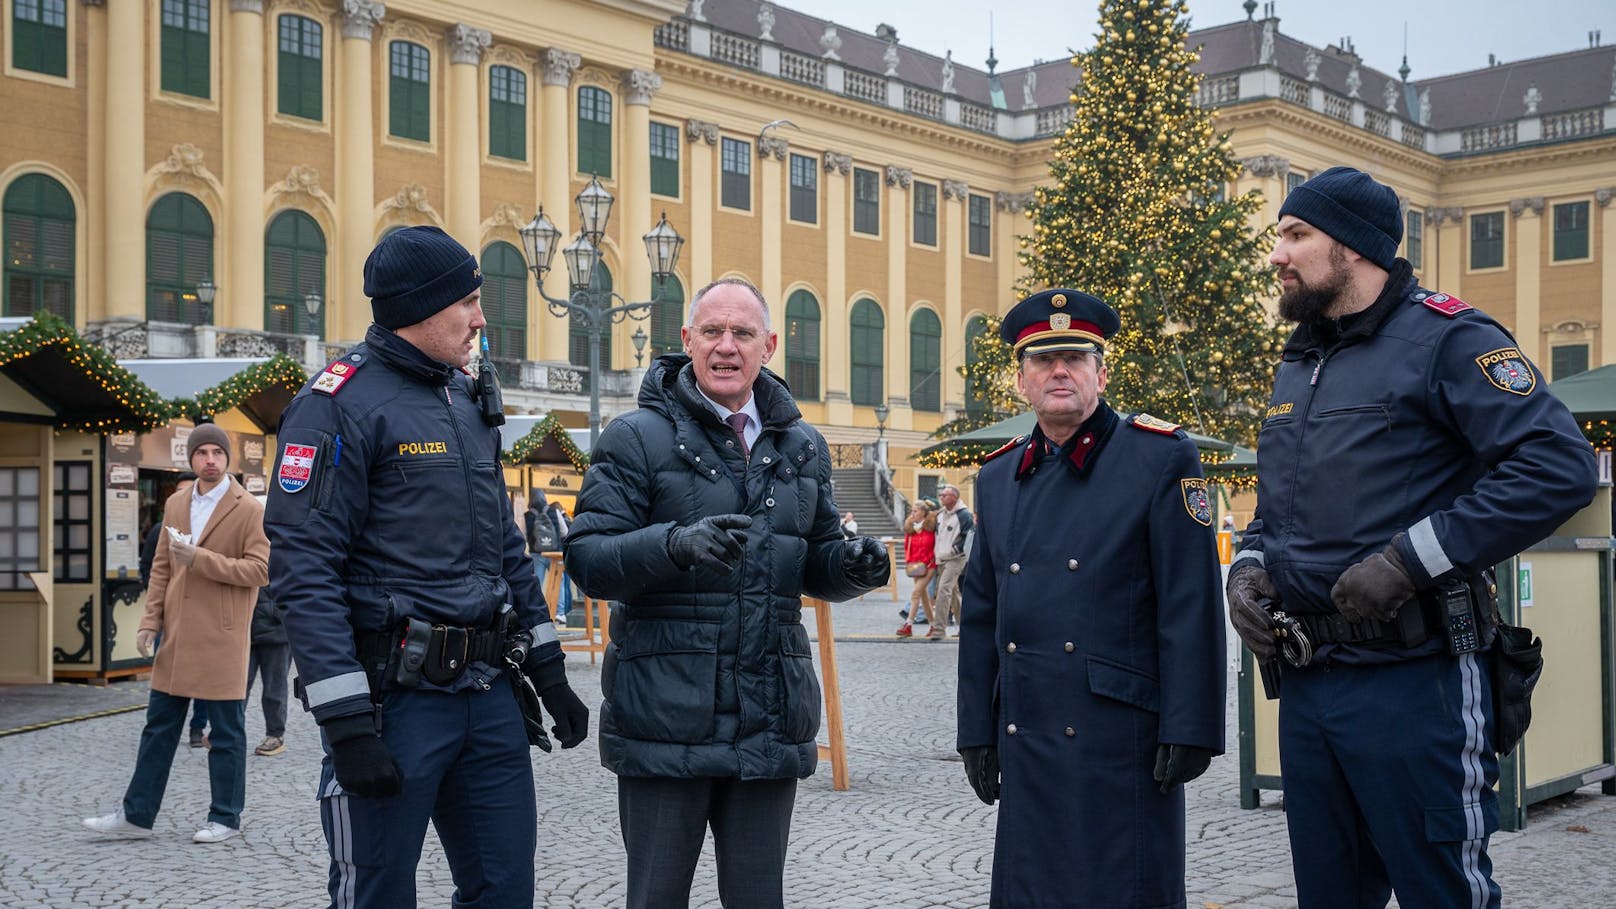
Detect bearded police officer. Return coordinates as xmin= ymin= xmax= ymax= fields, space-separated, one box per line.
xmin=266 ymin=227 xmax=589 ymax=909
xmin=1228 ymin=167 xmax=1597 ymax=908
xmin=956 ymin=289 xmax=1226 ymax=908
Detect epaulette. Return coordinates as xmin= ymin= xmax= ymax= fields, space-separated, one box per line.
xmin=311 ymin=355 xmax=364 ymax=396
xmin=1412 ymin=290 xmax=1471 ymax=318
xmin=1128 ymin=413 xmax=1181 ymax=436
xmin=981 ymin=435 xmax=1027 ymax=464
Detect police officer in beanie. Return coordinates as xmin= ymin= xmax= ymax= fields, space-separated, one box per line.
xmin=956 ymin=289 xmax=1225 ymax=908
xmin=1229 ymin=166 xmax=1597 ymax=908
xmin=266 ymin=226 xmax=589 ymax=909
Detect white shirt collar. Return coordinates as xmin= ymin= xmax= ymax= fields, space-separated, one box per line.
xmin=695 ymin=386 xmax=762 ymax=451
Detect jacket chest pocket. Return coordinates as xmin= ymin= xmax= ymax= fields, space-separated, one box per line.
xmin=382 ymin=454 xmax=458 ymax=486
xmin=608 ymin=620 xmax=720 ymax=744
xmin=1301 ymin=403 xmax=1394 ymax=521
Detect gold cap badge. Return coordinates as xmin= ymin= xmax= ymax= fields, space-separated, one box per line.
xmin=1051 ymin=293 xmax=1067 ymax=308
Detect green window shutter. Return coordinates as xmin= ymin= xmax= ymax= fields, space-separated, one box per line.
xmin=277 ymin=16 xmax=323 ymax=120
xmin=479 ymin=242 xmax=527 ymax=371
xmin=785 ymin=289 xmax=821 ymax=400
xmin=389 ymin=43 xmax=429 ymax=141
xmin=263 ymin=210 xmax=326 ymax=338
xmin=649 ymin=277 xmax=684 ymax=356
xmin=146 ymin=193 xmax=214 ymax=325
xmin=577 ymin=87 xmax=612 ymax=178
xmin=849 ymin=299 xmax=884 ymax=406
xmin=650 ymin=123 xmax=679 ymax=197
xmin=910 ymin=309 xmax=941 ymax=411
xmin=161 ymin=25 xmax=185 ymax=93
xmin=13 ymin=1 xmax=68 ymax=78
xmin=3 ymin=174 xmax=75 ymax=320
xmin=186 ymin=28 xmax=209 ymax=98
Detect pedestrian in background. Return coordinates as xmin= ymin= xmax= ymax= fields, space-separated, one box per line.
xmin=932 ymin=485 xmax=974 ymax=633
xmin=246 ymin=567 xmax=290 ymax=758
xmin=896 ymin=500 xmax=938 ymax=638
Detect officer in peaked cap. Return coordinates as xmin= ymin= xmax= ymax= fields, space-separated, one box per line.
xmin=957 ymin=288 xmax=1226 ymax=907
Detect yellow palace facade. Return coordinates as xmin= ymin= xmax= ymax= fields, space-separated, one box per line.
xmin=3 ymin=0 xmax=1614 ymax=500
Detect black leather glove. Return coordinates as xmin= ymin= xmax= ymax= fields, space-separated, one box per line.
xmin=527 ymin=657 xmax=590 ymax=749
xmin=1153 ymin=743 xmax=1216 ymax=794
xmin=668 ymin=514 xmax=752 ymax=573
xmin=323 ymin=713 xmax=403 ymax=798
xmin=1332 ymin=541 xmax=1415 ymax=624
xmin=1226 ymin=562 xmax=1279 ymax=660
xmin=959 ymin=745 xmax=1000 ymax=805
xmin=842 ymin=537 xmax=891 ymax=590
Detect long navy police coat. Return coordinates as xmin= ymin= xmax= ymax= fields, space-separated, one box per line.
xmin=957 ymin=402 xmax=1226 ymax=909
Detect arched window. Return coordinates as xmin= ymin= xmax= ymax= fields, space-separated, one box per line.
xmin=909 ymin=308 xmax=942 ymax=412
xmin=577 ymin=86 xmax=612 ymax=177
xmin=480 ymin=241 xmax=528 ymax=383
xmin=849 ymin=297 xmax=884 ymax=407
xmin=964 ymin=315 xmax=990 ymax=418
xmin=570 ymin=262 xmax=612 ymax=380
xmin=264 ymin=210 xmax=326 ymax=338
xmin=785 ymin=289 xmax=820 ymax=401
xmin=649 ymin=276 xmax=683 ymax=358
xmin=3 ymin=174 xmax=75 ymax=320
xmin=146 ymin=192 xmax=214 ymax=325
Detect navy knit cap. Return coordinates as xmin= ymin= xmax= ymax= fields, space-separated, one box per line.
xmin=1277 ymin=166 xmax=1403 ymax=270
xmin=363 ymin=226 xmax=483 ymax=330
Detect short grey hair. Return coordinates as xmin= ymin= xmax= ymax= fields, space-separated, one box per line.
xmin=687 ymin=277 xmax=771 ymax=331
xmin=939 ymin=484 xmax=960 ymax=496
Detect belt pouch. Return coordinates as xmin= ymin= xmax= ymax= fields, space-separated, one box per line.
xmin=388 ymin=618 xmax=432 ymax=688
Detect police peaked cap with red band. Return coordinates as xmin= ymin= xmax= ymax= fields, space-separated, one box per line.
xmin=1000 ymin=288 xmax=1121 ymax=359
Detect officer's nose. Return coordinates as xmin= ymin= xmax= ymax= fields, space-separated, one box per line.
xmin=1269 ymin=243 xmax=1287 ymax=267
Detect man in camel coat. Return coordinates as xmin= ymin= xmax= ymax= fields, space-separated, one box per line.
xmin=82 ymin=422 xmax=270 ymax=844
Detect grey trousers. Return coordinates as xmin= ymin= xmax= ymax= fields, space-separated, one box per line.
xmin=618 ymin=775 xmax=797 ymax=908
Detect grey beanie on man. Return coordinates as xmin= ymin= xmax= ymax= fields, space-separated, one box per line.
xmin=363 ymin=226 xmax=484 ymax=330
xmin=1277 ymin=166 xmax=1403 ymax=270
xmin=187 ymin=423 xmax=231 ymax=466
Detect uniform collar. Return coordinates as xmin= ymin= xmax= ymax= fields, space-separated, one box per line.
xmin=1016 ymin=401 xmax=1119 ymax=481
xmin=1282 ymin=259 xmax=1415 ymax=357
xmin=365 ymin=323 xmax=458 ymax=384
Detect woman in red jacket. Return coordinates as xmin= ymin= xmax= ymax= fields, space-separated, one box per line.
xmin=896 ymin=500 xmax=938 ymax=637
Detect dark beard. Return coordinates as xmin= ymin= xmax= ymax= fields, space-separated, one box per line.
xmin=1278 ymin=283 xmax=1337 ymax=324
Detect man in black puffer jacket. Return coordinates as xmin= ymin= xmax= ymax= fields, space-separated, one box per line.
xmin=565 ymin=277 xmax=890 ymax=909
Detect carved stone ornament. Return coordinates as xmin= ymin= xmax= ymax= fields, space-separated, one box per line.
xmin=685 ymin=119 xmax=719 ymax=145
xmin=1241 ymin=154 xmax=1290 ymax=179
xmin=1508 ymin=196 xmax=1545 ymax=218
xmin=995 ymin=191 xmax=1035 ymax=213
xmin=1596 ymin=187 xmax=1615 ymax=208
xmin=687 ymin=0 xmax=705 ymax=22
xmin=447 ymin=24 xmax=491 ymax=65
xmin=1383 ymin=80 xmax=1399 ymax=113
xmin=279 ymin=165 xmax=322 ymax=196
xmin=820 ymin=26 xmax=842 ymax=60
xmin=542 ymin=48 xmax=582 ymax=87
xmin=822 ymin=151 xmax=852 ymax=175
xmin=1259 ymin=21 xmax=1275 ymax=65
xmin=940 ymin=51 xmax=955 ymax=94
xmin=483 ymin=202 xmax=527 ymax=231
xmin=1423 ymin=206 xmax=1464 ymax=227
xmin=385 ymin=183 xmax=432 ymax=213
xmin=1345 ymin=66 xmax=1361 ymax=99
xmin=885 ymin=166 xmax=913 ymax=189
xmin=1022 ymin=69 xmax=1037 ymax=108
xmin=758 ymin=136 xmax=789 ymax=160
xmin=757 ymin=3 xmax=775 ymax=41
xmin=621 ymin=69 xmax=663 ymax=105
xmin=340 ymin=0 xmax=385 ymax=41
xmin=1419 ymin=88 xmax=1432 ymax=125
xmin=1304 ymin=47 xmax=1321 ymax=82
xmin=883 ymin=42 xmax=900 ymax=77
xmin=158 ymin=144 xmax=208 ymax=179
xmin=1523 ymin=83 xmax=1541 ymax=116
xmin=942 ymin=180 xmax=970 ymax=201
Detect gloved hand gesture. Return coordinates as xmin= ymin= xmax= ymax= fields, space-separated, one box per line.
xmin=1226 ymin=563 xmax=1279 ymax=660
xmin=841 ymin=537 xmax=891 ymax=590
xmin=136 ymin=629 xmax=157 ymax=658
xmin=1332 ymin=542 xmax=1415 ymax=624
xmin=527 ymin=658 xmax=590 ymax=749
xmin=668 ymin=514 xmax=752 ymax=573
xmin=323 ymin=713 xmax=403 ymax=798
xmin=1154 ymin=743 xmax=1216 ymax=793
xmin=960 ymin=745 xmax=1000 ymax=805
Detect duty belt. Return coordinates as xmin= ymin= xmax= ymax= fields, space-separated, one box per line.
xmin=359 ymin=621 xmax=507 ymax=687
xmin=1290 ymin=590 xmax=1459 ymax=654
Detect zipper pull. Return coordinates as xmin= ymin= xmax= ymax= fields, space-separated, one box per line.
xmin=445 ymin=383 xmax=453 ymax=405
xmin=1309 ymin=359 xmax=1322 ymax=387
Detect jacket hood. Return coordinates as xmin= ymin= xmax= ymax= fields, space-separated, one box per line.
xmin=637 ymin=353 xmax=803 ymax=431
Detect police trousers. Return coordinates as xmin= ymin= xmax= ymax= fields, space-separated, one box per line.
xmin=1280 ymin=652 xmax=1500 ymax=909
xmin=318 ymin=686 xmax=536 ymax=909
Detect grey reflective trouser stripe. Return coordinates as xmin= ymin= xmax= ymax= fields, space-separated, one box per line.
xmin=1409 ymin=516 xmax=1455 ymax=579
xmin=322 ymin=776 xmax=357 ymax=909
xmin=1457 ymin=652 xmax=1489 ymax=909
xmin=305 ymin=671 xmax=370 ymax=710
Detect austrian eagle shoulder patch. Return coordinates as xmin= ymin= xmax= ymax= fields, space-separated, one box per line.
xmin=1475 ymin=347 xmax=1536 ymax=396
xmin=1180 ymin=478 xmax=1212 ymax=526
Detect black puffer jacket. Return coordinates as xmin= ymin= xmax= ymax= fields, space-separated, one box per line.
xmin=565 ymin=355 xmax=871 ymax=779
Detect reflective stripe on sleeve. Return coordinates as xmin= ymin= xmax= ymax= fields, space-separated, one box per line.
xmin=303 ymin=671 xmax=371 ymax=708
xmin=1231 ymin=549 xmax=1265 ymax=570
xmin=1409 ymin=516 xmax=1454 ymax=579
xmin=530 ymin=622 xmax=560 ymax=647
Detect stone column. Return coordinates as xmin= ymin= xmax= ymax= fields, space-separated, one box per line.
xmin=337 ymin=1 xmax=385 ymax=342
xmin=1510 ymin=196 xmax=1545 ymax=362
xmin=995 ymin=192 xmax=1033 ymax=316
xmin=684 ymin=119 xmax=718 ymax=290
xmin=822 ymin=152 xmax=852 ymax=426
xmin=758 ymin=132 xmax=788 ymax=333
xmin=538 ymin=48 xmax=580 ymax=362
xmin=226 ymin=0 xmax=267 ymax=329
xmin=1599 ymin=190 xmax=1616 ymax=364
xmin=619 ymin=69 xmax=662 ymax=342
xmin=84 ymin=0 xmax=107 ymax=323
xmin=445 ymin=24 xmax=490 ymax=251
xmin=884 ymin=165 xmax=912 ymax=427
xmin=103 ymin=0 xmax=145 ymax=318
xmin=942 ymin=180 xmax=968 ymax=411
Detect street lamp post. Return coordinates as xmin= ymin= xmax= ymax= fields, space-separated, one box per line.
xmin=631 ymin=326 xmax=649 ymax=366
xmin=873 ymin=403 xmax=889 ymax=441
xmin=519 ymin=176 xmax=684 ymax=449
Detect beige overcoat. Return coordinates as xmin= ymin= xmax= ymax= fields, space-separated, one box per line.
xmin=140 ymin=478 xmax=270 ymax=700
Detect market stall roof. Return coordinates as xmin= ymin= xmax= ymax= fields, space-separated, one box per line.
xmin=500 ymin=414 xmax=591 ymax=469
xmin=118 ymin=355 xmax=307 ymax=432
xmin=0 ymin=313 xmax=169 ymax=433
xmin=1548 ymin=364 xmax=1616 ymax=421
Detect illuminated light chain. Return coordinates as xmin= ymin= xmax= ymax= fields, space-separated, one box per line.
xmin=173 ymin=354 xmax=309 ymax=423
xmin=502 ymin=413 xmax=590 ymax=472
xmin=0 ymin=311 xmax=168 ymax=433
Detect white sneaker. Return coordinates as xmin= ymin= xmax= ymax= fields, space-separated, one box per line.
xmin=82 ymin=810 xmax=153 ymax=839
xmin=554 ymin=614 xmax=568 ymax=627
xmin=192 ymin=821 xmax=241 ymax=844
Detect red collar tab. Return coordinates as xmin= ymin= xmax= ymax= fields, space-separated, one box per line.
xmin=1416 ymin=291 xmax=1471 ymax=318
xmin=1067 ymin=429 xmax=1099 ymax=469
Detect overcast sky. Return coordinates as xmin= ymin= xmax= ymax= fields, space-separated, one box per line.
xmin=791 ymin=0 xmax=1613 ymax=78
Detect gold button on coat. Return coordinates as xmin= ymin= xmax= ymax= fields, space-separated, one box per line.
xmin=1006 ymin=642 xmax=1018 ymax=653
xmin=1065 ymin=727 xmax=1075 ymax=737
xmin=1064 ymin=642 xmax=1075 ymax=653
xmin=1068 ymin=559 xmax=1079 ymax=570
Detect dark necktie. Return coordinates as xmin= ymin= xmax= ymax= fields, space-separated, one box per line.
xmin=725 ymin=413 xmax=750 ymax=459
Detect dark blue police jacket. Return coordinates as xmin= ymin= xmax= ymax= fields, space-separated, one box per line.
xmin=265 ymin=325 xmax=559 ymax=724
xmin=1235 ymin=261 xmax=1597 ymax=663
xmin=957 ymin=401 xmax=1226 ymax=908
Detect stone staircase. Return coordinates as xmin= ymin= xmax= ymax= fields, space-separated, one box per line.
xmin=830 ymin=465 xmax=905 ymax=543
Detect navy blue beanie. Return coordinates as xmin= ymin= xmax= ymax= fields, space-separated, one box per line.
xmin=1277 ymin=166 xmax=1403 ymax=270
xmin=363 ymin=226 xmax=483 ymax=330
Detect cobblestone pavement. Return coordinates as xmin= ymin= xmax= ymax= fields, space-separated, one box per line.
xmin=2 ymin=579 xmax=1613 ymax=908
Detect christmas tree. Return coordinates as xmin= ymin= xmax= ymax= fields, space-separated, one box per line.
xmin=1020 ymin=0 xmax=1282 ymax=445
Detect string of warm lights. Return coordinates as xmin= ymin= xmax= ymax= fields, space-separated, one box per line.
xmin=1579 ymin=420 xmax=1616 ymax=451
xmin=502 ymin=413 xmax=590 ymax=472
xmin=170 ymin=354 xmax=308 ymax=423
xmin=0 ymin=312 xmax=169 ymax=433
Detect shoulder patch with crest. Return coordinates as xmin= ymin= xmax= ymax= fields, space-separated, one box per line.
xmin=1180 ymin=478 xmax=1212 ymax=526
xmin=981 ymin=435 xmax=1027 ymax=465
xmin=311 ymin=356 xmax=363 ymax=396
xmin=1414 ymin=290 xmax=1472 ymax=318
xmin=1129 ymin=413 xmax=1181 ymax=435
xmin=1476 ymin=347 xmax=1536 ymax=395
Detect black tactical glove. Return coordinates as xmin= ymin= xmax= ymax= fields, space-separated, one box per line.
xmin=668 ymin=514 xmax=752 ymax=573
xmin=1226 ymin=562 xmax=1279 ymax=660
xmin=1153 ymin=743 xmax=1216 ymax=794
xmin=842 ymin=537 xmax=891 ymax=590
xmin=1332 ymin=540 xmax=1415 ymax=624
xmin=323 ymin=713 xmax=403 ymax=798
xmin=959 ymin=745 xmax=1000 ymax=805
xmin=526 ymin=657 xmax=590 ymax=749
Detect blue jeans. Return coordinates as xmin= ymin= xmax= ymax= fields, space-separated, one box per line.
xmin=123 ymin=689 xmax=247 ymax=829
xmin=189 ymin=700 xmax=208 ymax=732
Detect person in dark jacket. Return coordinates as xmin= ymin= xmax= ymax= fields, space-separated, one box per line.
xmin=565 ymin=277 xmax=890 ymax=909
xmin=1228 ymin=167 xmax=1598 ymax=909
xmin=246 ymin=582 xmax=290 ymax=756
xmin=956 ymin=289 xmax=1226 ymax=908
xmin=265 ymin=226 xmax=589 ymax=909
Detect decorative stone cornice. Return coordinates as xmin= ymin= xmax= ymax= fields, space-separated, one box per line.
xmin=822 ymin=152 xmax=852 ymax=175
xmin=157 ymin=144 xmax=209 ymax=179
xmin=1595 ymin=187 xmax=1615 ymax=208
xmin=995 ymin=191 xmax=1035 ymax=214
xmin=685 ymin=119 xmax=719 ymax=145
xmin=482 ymin=202 xmax=528 ymax=233
xmin=1241 ymin=154 xmax=1290 ymax=179
xmin=447 ymin=24 xmax=491 ymax=65
xmin=384 ymin=183 xmax=432 ymax=213
xmin=884 ymin=166 xmax=912 ymax=189
xmin=621 ymin=69 xmax=663 ymax=106
xmin=340 ymin=0 xmax=385 ymax=41
xmin=1424 ymin=206 xmax=1464 ymax=227
xmin=942 ymin=180 xmax=970 ymax=201
xmin=229 ymin=0 xmax=264 ymax=13
xmin=1508 ymin=196 xmax=1545 ymax=218
xmin=541 ymin=48 xmax=582 ymax=87
xmin=758 ymin=135 xmax=789 ymax=160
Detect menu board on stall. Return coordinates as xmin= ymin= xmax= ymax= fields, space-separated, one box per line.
xmin=104 ymin=487 xmax=141 ymax=574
